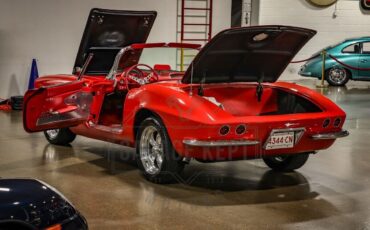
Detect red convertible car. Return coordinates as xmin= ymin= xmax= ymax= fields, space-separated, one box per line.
xmin=23 ymin=9 xmax=348 ymax=183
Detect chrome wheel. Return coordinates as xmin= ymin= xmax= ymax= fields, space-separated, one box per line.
xmin=139 ymin=126 xmax=164 ymax=175
xmin=328 ymin=68 xmax=347 ymax=85
xmin=45 ymin=129 xmax=60 ymax=140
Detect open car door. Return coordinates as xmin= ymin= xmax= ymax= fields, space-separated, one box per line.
xmin=23 ymin=81 xmax=93 ymax=132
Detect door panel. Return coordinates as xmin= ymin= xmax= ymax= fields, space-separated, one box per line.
xmin=359 ymin=42 xmax=370 ymax=78
xmin=23 ymin=81 xmax=93 ymax=132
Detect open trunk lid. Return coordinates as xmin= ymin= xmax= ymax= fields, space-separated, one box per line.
xmin=181 ymin=26 xmax=316 ymax=84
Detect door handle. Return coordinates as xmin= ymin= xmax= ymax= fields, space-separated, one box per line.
xmin=360 ymin=59 xmax=368 ymax=63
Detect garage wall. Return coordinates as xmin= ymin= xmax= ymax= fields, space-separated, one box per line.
xmin=0 ymin=0 xmax=231 ymax=98
xmin=259 ymin=0 xmax=370 ymax=81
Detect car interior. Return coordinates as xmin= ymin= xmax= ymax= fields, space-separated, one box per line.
xmin=86 ymin=47 xmax=186 ymax=131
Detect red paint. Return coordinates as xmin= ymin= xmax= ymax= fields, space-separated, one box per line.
xmin=23 ymin=67 xmax=347 ymax=161
xmin=22 ymin=25 xmax=347 ymax=161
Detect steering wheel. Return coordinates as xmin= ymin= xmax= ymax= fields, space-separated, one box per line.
xmin=123 ymin=64 xmax=158 ymax=89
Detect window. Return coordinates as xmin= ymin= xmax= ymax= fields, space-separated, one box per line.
xmin=362 ymin=42 xmax=370 ymax=54
xmin=342 ymin=43 xmax=359 ymax=53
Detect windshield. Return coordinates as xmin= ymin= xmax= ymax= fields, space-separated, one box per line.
xmin=139 ymin=47 xmax=199 ymax=72
xmin=116 ymin=47 xmax=199 ymax=73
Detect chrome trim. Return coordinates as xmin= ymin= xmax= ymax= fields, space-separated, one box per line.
xmin=263 ymin=127 xmax=306 ymax=150
xmin=106 ymin=46 xmax=132 ymax=80
xmin=183 ymin=139 xmax=259 ymax=147
xmin=311 ymin=130 xmax=349 ymax=140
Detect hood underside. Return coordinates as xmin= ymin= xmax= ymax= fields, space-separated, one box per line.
xmin=73 ymin=8 xmax=157 ymax=75
xmin=182 ymin=26 xmax=316 ymax=84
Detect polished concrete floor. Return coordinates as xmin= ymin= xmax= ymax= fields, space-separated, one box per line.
xmin=1 ymin=79 xmax=370 ymax=229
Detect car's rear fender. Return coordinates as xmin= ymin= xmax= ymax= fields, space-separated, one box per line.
xmin=123 ymin=82 xmax=346 ymax=157
xmin=123 ymin=84 xmax=234 ymax=145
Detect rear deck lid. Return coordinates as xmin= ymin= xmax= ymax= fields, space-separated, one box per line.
xmin=73 ymin=8 xmax=157 ymax=75
xmin=182 ymin=26 xmax=316 ymax=84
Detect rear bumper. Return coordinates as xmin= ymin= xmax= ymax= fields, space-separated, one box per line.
xmin=311 ymin=130 xmax=349 ymax=140
xmin=180 ymin=129 xmax=349 ymax=161
xmin=183 ymin=129 xmax=349 ymax=147
xmin=183 ymin=139 xmax=259 ymax=147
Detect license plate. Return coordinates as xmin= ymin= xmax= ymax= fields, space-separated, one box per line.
xmin=265 ymin=132 xmax=295 ymax=150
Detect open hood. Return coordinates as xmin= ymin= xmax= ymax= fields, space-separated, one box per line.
xmin=73 ymin=8 xmax=157 ymax=75
xmin=182 ymin=26 xmax=316 ymax=84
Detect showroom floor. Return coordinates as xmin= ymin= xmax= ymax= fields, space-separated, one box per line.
xmin=1 ymin=80 xmax=370 ymax=230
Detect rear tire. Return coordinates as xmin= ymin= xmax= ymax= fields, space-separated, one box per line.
xmin=326 ymin=67 xmax=349 ymax=86
xmin=263 ymin=153 xmax=310 ymax=172
xmin=44 ymin=128 xmax=76 ymax=145
xmin=136 ymin=117 xmax=185 ymax=184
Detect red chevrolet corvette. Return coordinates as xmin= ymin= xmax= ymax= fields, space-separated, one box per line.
xmin=23 ymin=9 xmax=348 ymax=183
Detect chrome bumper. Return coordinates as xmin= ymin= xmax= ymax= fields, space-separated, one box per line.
xmin=311 ymin=130 xmax=349 ymax=140
xmin=183 ymin=139 xmax=259 ymax=147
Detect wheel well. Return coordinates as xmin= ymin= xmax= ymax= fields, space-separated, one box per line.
xmin=345 ymin=68 xmax=353 ymax=79
xmin=133 ymin=109 xmax=161 ymax=139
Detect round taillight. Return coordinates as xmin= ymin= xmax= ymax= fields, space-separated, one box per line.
xmin=219 ymin=125 xmax=230 ymax=136
xmin=334 ymin=118 xmax=341 ymax=127
xmin=323 ymin=119 xmax=330 ymax=128
xmin=236 ymin=124 xmax=246 ymax=135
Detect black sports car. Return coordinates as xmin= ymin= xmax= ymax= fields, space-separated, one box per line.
xmin=0 ymin=179 xmax=87 ymax=230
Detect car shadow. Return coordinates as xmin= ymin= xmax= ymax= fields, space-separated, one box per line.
xmin=66 ymin=144 xmax=320 ymax=203
xmin=149 ymin=164 xmax=321 ymax=205
xmin=54 ymin=144 xmax=321 ymax=203
xmin=50 ymin=144 xmax=359 ymax=223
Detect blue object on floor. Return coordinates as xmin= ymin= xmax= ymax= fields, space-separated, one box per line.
xmin=27 ymin=59 xmax=39 ymax=90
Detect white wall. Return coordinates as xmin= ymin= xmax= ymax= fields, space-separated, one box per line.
xmin=212 ymin=0 xmax=232 ymax=36
xmin=0 ymin=0 xmax=231 ymax=97
xmin=259 ymin=0 xmax=370 ymax=81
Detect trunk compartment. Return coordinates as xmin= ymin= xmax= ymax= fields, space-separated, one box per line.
xmin=200 ymin=85 xmax=322 ymax=116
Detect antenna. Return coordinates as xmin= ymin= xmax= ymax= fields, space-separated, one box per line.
xmin=189 ymin=62 xmax=194 ymax=96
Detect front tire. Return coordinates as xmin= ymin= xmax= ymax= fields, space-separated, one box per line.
xmin=136 ymin=117 xmax=185 ymax=184
xmin=44 ymin=128 xmax=76 ymax=145
xmin=326 ymin=67 xmax=349 ymax=86
xmin=263 ymin=153 xmax=310 ymax=172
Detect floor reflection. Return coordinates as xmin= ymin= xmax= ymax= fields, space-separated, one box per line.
xmin=149 ymin=169 xmax=320 ymax=205
xmin=60 ymin=141 xmax=320 ymax=205
xmin=42 ymin=144 xmax=75 ymax=162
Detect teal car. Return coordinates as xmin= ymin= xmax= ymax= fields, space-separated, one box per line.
xmin=299 ymin=37 xmax=370 ymax=86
